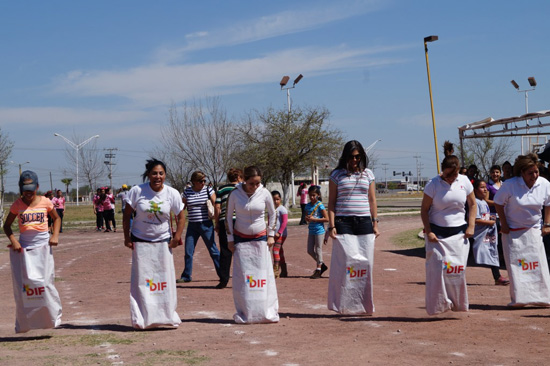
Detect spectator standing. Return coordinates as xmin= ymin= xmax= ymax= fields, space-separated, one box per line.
xmin=177 ymin=171 xmax=221 ymax=284
xmin=297 ymin=182 xmax=308 ymax=225
xmin=214 ymin=168 xmax=243 ymax=289
xmin=51 ymin=189 xmax=66 ymax=233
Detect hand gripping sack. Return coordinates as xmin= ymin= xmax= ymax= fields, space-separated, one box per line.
xmin=130 ymin=242 xmax=181 ymax=329
xmin=10 ymin=245 xmax=62 ymax=333
xmin=425 ymin=233 xmax=469 ymax=315
xmin=232 ymin=240 xmax=279 ymax=323
xmin=502 ymin=228 xmax=550 ymax=306
xmin=327 ymin=234 xmax=375 ymax=315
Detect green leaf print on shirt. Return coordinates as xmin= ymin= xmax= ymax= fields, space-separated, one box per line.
xmin=146 ymin=201 xmax=163 ymax=223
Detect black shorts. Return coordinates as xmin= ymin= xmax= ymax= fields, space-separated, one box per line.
xmin=335 ymin=216 xmax=374 ymax=235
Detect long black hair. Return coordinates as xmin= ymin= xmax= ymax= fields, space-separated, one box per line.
xmin=333 ymin=140 xmax=368 ymax=173
xmin=142 ymin=158 xmax=167 ymax=182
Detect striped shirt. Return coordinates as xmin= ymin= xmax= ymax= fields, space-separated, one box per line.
xmin=215 ymin=183 xmax=236 ymax=221
xmin=183 ymin=186 xmax=213 ymax=223
xmin=330 ymin=168 xmax=375 ymax=217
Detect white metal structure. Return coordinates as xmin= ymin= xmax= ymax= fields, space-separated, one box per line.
xmin=54 ymin=133 xmax=99 ymax=206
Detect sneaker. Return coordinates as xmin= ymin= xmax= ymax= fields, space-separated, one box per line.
xmin=495 ymin=276 xmax=510 ymax=286
xmin=176 ymin=278 xmax=191 ymax=284
xmin=215 ymin=281 xmax=228 ymax=289
xmin=320 ymin=263 xmax=328 ymax=276
xmin=310 ymin=269 xmax=322 ymax=279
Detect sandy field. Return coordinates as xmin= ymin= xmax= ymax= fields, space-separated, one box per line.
xmin=1 ymin=215 xmax=549 ymax=366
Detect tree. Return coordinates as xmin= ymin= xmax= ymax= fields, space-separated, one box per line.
xmin=236 ymin=106 xmax=344 ymax=206
xmin=158 ymin=97 xmax=240 ymax=190
xmin=61 ymin=178 xmax=73 ymax=197
xmin=456 ymin=137 xmax=517 ymax=180
xmin=0 ymin=128 xmax=14 ymax=223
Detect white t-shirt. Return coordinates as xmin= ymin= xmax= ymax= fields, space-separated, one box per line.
xmin=493 ymin=176 xmax=550 ymax=229
xmin=423 ymin=174 xmax=473 ymax=227
xmin=125 ymin=183 xmax=184 ymax=242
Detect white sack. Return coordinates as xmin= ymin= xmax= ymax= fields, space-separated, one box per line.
xmin=130 ymin=242 xmax=180 ymax=329
xmin=327 ymin=234 xmax=375 ymax=315
xmin=472 ymin=223 xmax=499 ymax=267
xmin=502 ymin=228 xmax=550 ymax=306
xmin=10 ymin=245 xmax=62 ymax=333
xmin=425 ymin=234 xmax=469 ymax=315
xmin=232 ymin=240 xmax=279 ymax=324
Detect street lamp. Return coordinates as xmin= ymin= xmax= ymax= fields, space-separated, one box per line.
xmin=280 ymin=74 xmax=304 ymax=113
xmin=424 ymin=35 xmax=441 ymax=174
xmin=54 ymin=133 xmax=99 ymax=206
xmin=10 ymin=160 xmax=31 ymax=175
xmin=510 ymin=76 xmax=537 ymax=114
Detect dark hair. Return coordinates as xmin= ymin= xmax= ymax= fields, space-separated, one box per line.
xmin=513 ymin=153 xmax=540 ymax=177
xmin=441 ymin=142 xmax=460 ymax=172
xmin=308 ymin=185 xmax=321 ymax=196
xmin=489 ymin=164 xmax=501 ymax=172
xmin=502 ymin=161 xmax=512 ymax=168
xmin=142 ymin=158 xmax=166 ymax=182
xmin=472 ymin=179 xmax=486 ymax=190
xmin=243 ymin=166 xmax=262 ymax=181
xmin=334 ymin=140 xmax=368 ymax=173
xmin=271 ymin=190 xmax=281 ymax=198
xmin=190 ymin=171 xmax=206 ymax=183
xmin=227 ymin=168 xmax=243 ymax=182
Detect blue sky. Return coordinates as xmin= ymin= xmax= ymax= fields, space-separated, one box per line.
xmin=2 ymin=0 xmax=549 ymax=192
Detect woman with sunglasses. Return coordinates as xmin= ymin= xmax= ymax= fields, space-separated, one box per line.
xmin=327 ymin=140 xmax=379 ymax=315
xmin=178 ymin=171 xmax=222 ymax=284
xmin=421 ymin=141 xmax=476 ymax=315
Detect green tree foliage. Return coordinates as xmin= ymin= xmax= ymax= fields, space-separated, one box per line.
xmin=61 ymin=178 xmax=73 ymax=197
xmin=236 ymin=106 xmax=344 ymax=206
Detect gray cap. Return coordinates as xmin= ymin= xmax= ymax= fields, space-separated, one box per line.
xmin=19 ymin=170 xmax=39 ymax=192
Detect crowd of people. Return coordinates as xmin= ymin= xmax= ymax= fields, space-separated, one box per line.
xmin=7 ymin=137 xmax=550 ymax=333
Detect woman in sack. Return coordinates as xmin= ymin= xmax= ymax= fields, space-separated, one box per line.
xmin=327 ymin=140 xmax=379 ymax=315
xmin=226 ymin=166 xmax=279 ymax=323
xmin=3 ymin=170 xmax=63 ymax=333
xmin=421 ymin=142 xmax=476 ymax=315
xmin=177 ymin=171 xmax=221 ymax=284
xmin=123 ymin=159 xmax=185 ymax=329
xmin=494 ymin=153 xmax=550 ymax=307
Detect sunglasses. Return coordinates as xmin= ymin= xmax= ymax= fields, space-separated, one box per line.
xmin=350 ymin=154 xmax=361 ymax=161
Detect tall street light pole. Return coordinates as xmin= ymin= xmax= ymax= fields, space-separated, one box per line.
xmin=424 ymin=35 xmax=441 ymax=174
xmin=511 ymin=77 xmax=537 ymax=114
xmin=10 ymin=160 xmax=30 ymax=175
xmin=279 ymin=74 xmax=304 ymax=206
xmin=280 ymin=74 xmax=303 ymax=113
xmin=54 ymin=133 xmax=99 ymax=206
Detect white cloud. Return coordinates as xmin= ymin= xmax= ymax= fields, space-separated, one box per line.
xmin=0 ymin=107 xmax=153 ymax=127
xmin=52 ymin=45 xmax=408 ymax=107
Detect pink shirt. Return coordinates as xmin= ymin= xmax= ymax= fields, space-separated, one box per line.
xmin=10 ymin=196 xmax=53 ymax=248
xmin=52 ymin=196 xmax=65 ymax=210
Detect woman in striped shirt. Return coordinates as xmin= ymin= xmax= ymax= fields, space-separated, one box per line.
xmin=328 ymin=140 xmax=379 ymax=238
xmin=177 ymin=171 xmax=221 ymax=283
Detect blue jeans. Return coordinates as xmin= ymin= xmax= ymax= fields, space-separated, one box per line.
xmin=181 ymin=220 xmax=221 ymax=281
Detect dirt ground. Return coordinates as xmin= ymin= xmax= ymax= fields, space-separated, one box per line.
xmin=1 ymin=215 xmax=550 ymax=366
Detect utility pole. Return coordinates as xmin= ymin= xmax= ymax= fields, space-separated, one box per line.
xmin=381 ymin=163 xmax=389 ymax=190
xmin=413 ymin=155 xmax=422 ymax=192
xmin=104 ymin=148 xmax=118 ymax=189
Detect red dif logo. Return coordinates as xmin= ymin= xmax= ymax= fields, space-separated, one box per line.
xmin=444 ymin=261 xmax=464 ymax=274
xmin=246 ymin=275 xmax=266 ymax=288
xmin=347 ymin=266 xmax=367 ymax=278
xmin=518 ymin=259 xmax=539 ymax=271
xmin=23 ymin=284 xmax=45 ymax=296
xmin=146 ymin=278 xmax=167 ymax=292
